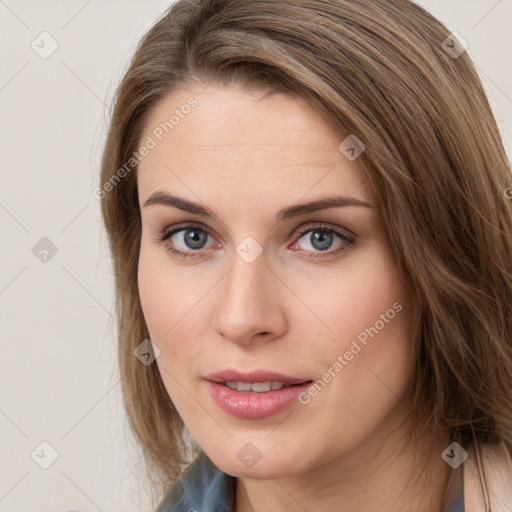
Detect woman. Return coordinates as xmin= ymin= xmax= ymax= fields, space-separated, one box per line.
xmin=98 ymin=0 xmax=512 ymax=510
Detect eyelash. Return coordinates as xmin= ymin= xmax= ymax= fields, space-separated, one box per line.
xmin=156 ymin=222 xmax=355 ymax=260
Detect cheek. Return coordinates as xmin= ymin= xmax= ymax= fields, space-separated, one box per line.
xmin=137 ymin=250 xmax=169 ymax=340
xmin=137 ymin=252 xmax=198 ymax=413
xmin=294 ymin=240 xmax=411 ymax=349
xmin=137 ymin=243 xmax=208 ymax=342
xmin=298 ymin=243 xmax=414 ymax=419
xmin=335 ymin=250 xmax=414 ymax=383
xmin=137 ymin=247 xmax=195 ymax=390
xmin=137 ymin=244 xmax=210 ymax=384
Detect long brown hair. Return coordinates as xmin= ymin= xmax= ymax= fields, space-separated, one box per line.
xmin=99 ymin=0 xmax=512 ymax=506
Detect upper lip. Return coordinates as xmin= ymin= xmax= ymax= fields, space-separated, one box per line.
xmin=204 ymin=369 xmax=311 ymax=385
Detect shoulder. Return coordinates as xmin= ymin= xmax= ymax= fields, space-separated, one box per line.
xmin=154 ymin=452 xmax=236 ymax=512
xmin=464 ymin=440 xmax=512 ymax=512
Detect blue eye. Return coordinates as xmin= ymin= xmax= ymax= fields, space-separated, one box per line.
xmin=156 ymin=222 xmax=355 ymax=260
xmin=157 ymin=225 xmax=217 ymax=259
xmin=291 ymin=224 xmax=355 ymax=257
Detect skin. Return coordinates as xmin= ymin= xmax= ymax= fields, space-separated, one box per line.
xmin=136 ymin=84 xmax=451 ymax=511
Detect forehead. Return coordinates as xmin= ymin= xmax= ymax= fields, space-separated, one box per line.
xmin=142 ymin=84 xmax=338 ymax=144
xmin=137 ymin=85 xmax=373 ymax=207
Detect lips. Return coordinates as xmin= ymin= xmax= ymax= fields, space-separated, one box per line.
xmin=204 ymin=369 xmax=313 ymax=419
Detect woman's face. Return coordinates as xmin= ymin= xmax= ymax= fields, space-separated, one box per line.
xmin=137 ymin=84 xmax=414 ymax=479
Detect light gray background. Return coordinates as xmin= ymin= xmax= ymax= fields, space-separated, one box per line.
xmin=1 ymin=1 xmax=511 ymax=511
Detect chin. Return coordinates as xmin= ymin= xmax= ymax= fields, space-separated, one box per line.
xmin=205 ymin=444 xmax=306 ymax=480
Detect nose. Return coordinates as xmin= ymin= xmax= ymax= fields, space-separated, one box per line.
xmin=212 ymin=251 xmax=287 ymax=345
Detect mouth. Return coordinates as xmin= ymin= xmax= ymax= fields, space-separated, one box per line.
xmin=222 ymin=380 xmax=296 ymax=392
xmin=204 ymin=370 xmax=313 ymax=419
xmin=204 ymin=369 xmax=311 ymax=388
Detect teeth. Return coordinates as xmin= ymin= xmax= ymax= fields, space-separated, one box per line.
xmin=251 ymin=382 xmax=272 ymax=392
xmin=224 ymin=381 xmax=289 ymax=392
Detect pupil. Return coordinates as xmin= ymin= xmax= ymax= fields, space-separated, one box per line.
xmin=185 ymin=230 xmax=207 ymax=249
xmin=311 ymin=231 xmax=332 ymax=251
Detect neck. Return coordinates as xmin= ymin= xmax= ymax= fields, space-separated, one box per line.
xmin=235 ymin=421 xmax=452 ymax=512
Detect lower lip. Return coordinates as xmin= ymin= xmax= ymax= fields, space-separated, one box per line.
xmin=205 ymin=381 xmax=312 ymax=419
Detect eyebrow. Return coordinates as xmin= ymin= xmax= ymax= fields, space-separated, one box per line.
xmin=143 ymin=190 xmax=375 ymax=221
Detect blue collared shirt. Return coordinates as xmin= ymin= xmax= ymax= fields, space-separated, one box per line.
xmin=155 ymin=453 xmax=236 ymax=512
xmin=155 ymin=452 xmax=464 ymax=511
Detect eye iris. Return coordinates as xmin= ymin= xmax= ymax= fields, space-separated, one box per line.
xmin=311 ymin=231 xmax=332 ymax=251
xmin=184 ymin=229 xmax=207 ymax=249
